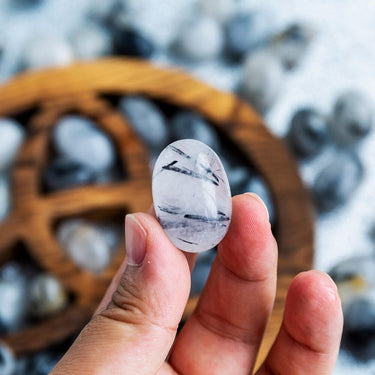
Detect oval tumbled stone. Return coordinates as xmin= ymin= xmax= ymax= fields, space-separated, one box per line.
xmin=152 ymin=139 xmax=232 ymax=253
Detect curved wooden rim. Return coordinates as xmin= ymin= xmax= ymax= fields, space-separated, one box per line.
xmin=0 ymin=58 xmax=314 ymax=364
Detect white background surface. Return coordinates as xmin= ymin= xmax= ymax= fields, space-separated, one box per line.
xmin=1 ymin=0 xmax=375 ymax=372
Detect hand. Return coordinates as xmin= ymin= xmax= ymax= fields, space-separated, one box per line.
xmin=51 ymin=194 xmax=343 ymax=374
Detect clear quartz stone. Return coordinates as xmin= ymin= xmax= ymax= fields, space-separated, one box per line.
xmin=152 ymin=139 xmax=232 ymax=253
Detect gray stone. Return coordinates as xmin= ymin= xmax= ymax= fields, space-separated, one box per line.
xmin=0 ymin=174 xmax=10 ymax=223
xmin=53 ymin=116 xmax=116 ymax=172
xmin=191 ymin=248 xmax=216 ymax=295
xmin=0 ymin=262 xmax=22 ymax=282
xmin=329 ymin=90 xmax=374 ymax=146
xmin=21 ymin=36 xmax=74 ymax=70
xmin=57 ymin=220 xmax=113 ymax=273
xmin=27 ymin=351 xmax=62 ymax=375
xmin=219 ymin=151 xmax=253 ymax=196
xmin=198 ymin=0 xmax=235 ymax=23
xmin=270 ymin=23 xmax=315 ymax=70
xmin=171 ymin=111 xmax=220 ymax=151
xmin=342 ymin=298 xmax=375 ymax=362
xmin=0 ymin=276 xmax=27 ymax=333
xmin=94 ymin=222 xmax=122 ymax=253
xmin=88 ymin=0 xmax=122 ymax=23
xmin=312 ymin=152 xmax=363 ymax=212
xmin=28 ymin=274 xmax=68 ymax=318
xmin=287 ymin=107 xmax=329 ymax=158
xmin=240 ymin=50 xmax=284 ymax=113
xmin=72 ymin=23 xmax=112 ymax=60
xmin=175 ymin=15 xmax=224 ymax=61
xmin=119 ymin=96 xmax=169 ymax=151
xmin=225 ymin=12 xmax=272 ymax=60
xmin=0 ymin=118 xmax=25 ymax=171
xmin=0 ymin=344 xmax=16 ymax=375
xmin=43 ymin=157 xmax=96 ymax=192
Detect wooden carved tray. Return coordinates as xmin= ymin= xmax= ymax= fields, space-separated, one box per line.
xmin=0 ymin=58 xmax=314 ymax=366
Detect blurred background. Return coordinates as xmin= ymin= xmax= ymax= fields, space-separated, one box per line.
xmin=1 ymin=0 xmax=375 ymax=374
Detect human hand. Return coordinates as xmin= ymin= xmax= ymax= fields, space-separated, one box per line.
xmin=51 ymin=194 xmax=343 ymax=374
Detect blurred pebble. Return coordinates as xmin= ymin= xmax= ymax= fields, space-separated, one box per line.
xmin=88 ymin=0 xmax=122 ymax=23
xmin=93 ymin=166 xmax=123 ymax=184
xmin=330 ymin=254 xmax=375 ymax=293
xmin=119 ymin=96 xmax=169 ymax=150
xmin=170 ymin=111 xmax=220 ymax=151
xmin=240 ymin=50 xmax=284 ymax=113
xmin=287 ymin=107 xmax=329 ymax=158
xmin=175 ymin=15 xmax=223 ymax=61
xmin=53 ymin=116 xmax=116 ymax=172
xmin=95 ymin=222 xmax=122 ymax=252
xmin=112 ymin=24 xmax=156 ymax=58
xmin=244 ymin=176 xmax=275 ymax=224
xmin=28 ymin=275 xmax=68 ymax=318
xmin=25 ymin=351 xmax=62 ymax=375
xmin=0 ymin=262 xmax=23 ymax=282
xmin=342 ymin=298 xmax=375 ymax=361
xmin=198 ymin=0 xmax=235 ymax=23
xmin=57 ymin=220 xmax=112 ymax=273
xmin=225 ymin=12 xmax=272 ymax=60
xmin=56 ymin=218 xmax=83 ymax=246
xmin=191 ymin=249 xmax=216 ymax=295
xmin=0 ymin=274 xmax=27 ymax=333
xmin=0 ymin=344 xmax=16 ymax=375
xmin=225 ymin=164 xmax=252 ymax=196
xmin=312 ymin=152 xmax=363 ymax=212
xmin=43 ymin=157 xmax=96 ymax=192
xmin=270 ymin=23 xmax=315 ymax=70
xmin=329 ymin=90 xmax=374 ymax=146
xmin=11 ymin=0 xmax=44 ymax=7
xmin=72 ymin=23 xmax=112 ymax=60
xmin=0 ymin=174 xmax=11 ymax=223
xmin=21 ymin=36 xmax=74 ymax=70
xmin=0 ymin=118 xmax=25 ymax=171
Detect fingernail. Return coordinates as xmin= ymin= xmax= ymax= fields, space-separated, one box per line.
xmin=245 ymin=192 xmax=270 ymax=221
xmin=125 ymin=214 xmax=147 ymax=266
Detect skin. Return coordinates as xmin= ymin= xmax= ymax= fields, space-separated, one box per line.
xmin=51 ymin=194 xmax=343 ymax=375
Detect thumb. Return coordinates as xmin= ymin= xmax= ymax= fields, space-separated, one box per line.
xmin=51 ymin=213 xmax=191 ymax=375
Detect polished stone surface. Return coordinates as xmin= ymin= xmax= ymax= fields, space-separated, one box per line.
xmin=0 ymin=174 xmax=10 ymax=223
xmin=287 ymin=107 xmax=329 ymax=158
xmin=29 ymin=275 xmax=68 ymax=318
xmin=171 ymin=111 xmax=220 ymax=151
xmin=57 ymin=219 xmax=120 ymax=273
xmin=0 ymin=344 xmax=16 ymax=375
xmin=119 ymin=96 xmax=169 ymax=150
xmin=20 ymin=36 xmax=74 ymax=70
xmin=329 ymin=91 xmax=374 ymax=146
xmin=112 ymin=25 xmax=156 ymax=58
xmin=240 ymin=50 xmax=284 ymax=114
xmin=0 ymin=274 xmax=27 ymax=333
xmin=175 ymin=15 xmax=223 ymax=61
xmin=53 ymin=115 xmax=116 ymax=172
xmin=198 ymin=0 xmax=235 ymax=24
xmin=225 ymin=12 xmax=271 ymax=60
xmin=270 ymin=23 xmax=314 ymax=70
xmin=312 ymin=152 xmax=363 ymax=212
xmin=43 ymin=157 xmax=96 ymax=191
xmin=152 ymin=139 xmax=231 ymax=252
xmin=0 ymin=118 xmax=25 ymax=171
xmin=71 ymin=23 xmax=112 ymax=60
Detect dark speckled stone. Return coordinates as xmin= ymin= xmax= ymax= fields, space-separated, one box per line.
xmin=112 ymin=25 xmax=155 ymax=58
xmin=44 ymin=158 xmax=96 ymax=192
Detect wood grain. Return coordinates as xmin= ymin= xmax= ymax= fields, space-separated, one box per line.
xmin=0 ymin=58 xmax=314 ymax=366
